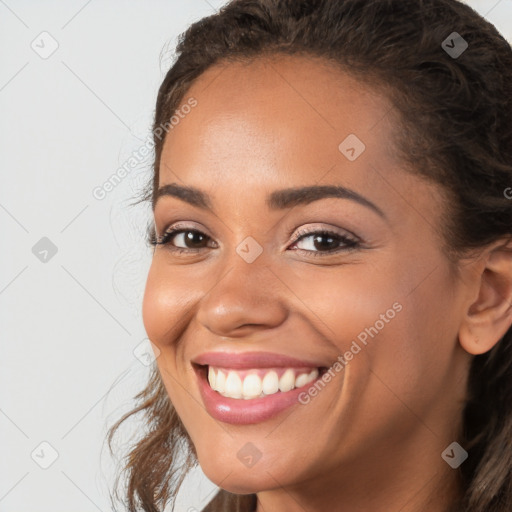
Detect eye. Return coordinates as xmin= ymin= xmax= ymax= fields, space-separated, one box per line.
xmin=289 ymin=228 xmax=360 ymax=257
xmin=149 ymin=224 xmax=360 ymax=258
xmin=150 ymin=225 xmax=215 ymax=253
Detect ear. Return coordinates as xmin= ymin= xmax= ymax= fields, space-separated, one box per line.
xmin=458 ymin=237 xmax=512 ymax=355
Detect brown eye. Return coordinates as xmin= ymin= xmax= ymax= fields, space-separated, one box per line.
xmin=153 ymin=228 xmax=213 ymax=250
xmin=171 ymin=230 xmax=209 ymax=249
xmin=290 ymin=229 xmax=360 ymax=256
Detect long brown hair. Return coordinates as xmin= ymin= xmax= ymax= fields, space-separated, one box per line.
xmin=107 ymin=1 xmax=512 ymax=510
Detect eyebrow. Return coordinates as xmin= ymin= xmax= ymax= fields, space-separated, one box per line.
xmin=156 ymin=183 xmax=386 ymax=219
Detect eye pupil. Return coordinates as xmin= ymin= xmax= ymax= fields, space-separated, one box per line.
xmin=314 ymin=234 xmax=336 ymax=250
xmin=186 ymin=231 xmax=207 ymax=247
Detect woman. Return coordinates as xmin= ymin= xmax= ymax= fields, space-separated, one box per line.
xmin=108 ymin=1 xmax=512 ymax=511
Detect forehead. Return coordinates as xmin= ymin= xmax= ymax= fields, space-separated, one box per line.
xmin=186 ymin=54 xmax=389 ymax=126
xmin=161 ymin=54 xmax=397 ymax=181
xmin=158 ymin=54 xmax=445 ymax=233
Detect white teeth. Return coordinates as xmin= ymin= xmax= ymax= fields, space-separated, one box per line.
xmin=242 ymin=374 xmax=262 ymax=399
xmin=278 ymin=368 xmax=295 ymax=392
xmin=308 ymin=368 xmax=319 ymax=381
xmin=294 ymin=372 xmax=310 ymax=388
xmin=294 ymin=369 xmax=319 ymax=388
xmin=208 ymin=366 xmax=216 ymax=390
xmin=214 ymin=368 xmax=226 ymax=391
xmin=262 ymin=371 xmax=279 ymax=395
xmin=207 ymin=366 xmax=320 ymax=400
xmin=225 ymin=371 xmax=243 ymax=399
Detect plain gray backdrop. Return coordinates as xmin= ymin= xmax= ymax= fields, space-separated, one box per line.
xmin=1 ymin=1 xmax=511 ymax=511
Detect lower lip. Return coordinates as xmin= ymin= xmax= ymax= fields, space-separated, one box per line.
xmin=195 ymin=365 xmax=323 ymax=425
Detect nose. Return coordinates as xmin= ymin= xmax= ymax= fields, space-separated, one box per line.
xmin=195 ymin=251 xmax=289 ymax=338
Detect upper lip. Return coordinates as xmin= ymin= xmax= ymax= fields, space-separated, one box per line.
xmin=192 ymin=351 xmax=327 ymax=369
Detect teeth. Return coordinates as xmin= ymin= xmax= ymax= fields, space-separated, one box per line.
xmin=207 ymin=366 xmax=320 ymax=400
xmin=242 ymin=374 xmax=262 ymax=399
xmin=208 ymin=366 xmax=216 ymax=390
xmin=308 ymin=368 xmax=319 ymax=382
xmin=278 ymin=368 xmax=295 ymax=392
xmin=225 ymin=371 xmax=242 ymax=399
xmin=214 ymin=368 xmax=226 ymax=392
xmin=262 ymin=371 xmax=279 ymax=395
xmin=295 ymin=372 xmax=310 ymax=388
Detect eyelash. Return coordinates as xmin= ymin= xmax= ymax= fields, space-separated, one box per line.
xmin=149 ymin=223 xmax=360 ymax=258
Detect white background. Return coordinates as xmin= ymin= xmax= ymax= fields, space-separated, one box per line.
xmin=1 ymin=1 xmax=511 ymax=511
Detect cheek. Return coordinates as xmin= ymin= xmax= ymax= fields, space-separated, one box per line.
xmin=142 ymin=267 xmax=168 ymax=346
xmin=142 ymin=262 xmax=203 ymax=414
xmin=343 ymin=257 xmax=460 ymax=412
xmin=279 ymin=261 xmax=401 ymax=349
xmin=142 ymin=261 xmax=191 ymax=348
xmin=281 ymin=254 xmax=455 ymax=392
xmin=142 ymin=267 xmax=197 ymax=424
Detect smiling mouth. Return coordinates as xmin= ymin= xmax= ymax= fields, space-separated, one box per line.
xmin=197 ymin=364 xmax=328 ymax=400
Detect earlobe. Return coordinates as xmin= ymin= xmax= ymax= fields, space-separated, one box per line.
xmin=458 ymin=238 xmax=512 ymax=356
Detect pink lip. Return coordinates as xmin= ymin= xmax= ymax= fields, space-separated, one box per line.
xmin=192 ymin=352 xmax=328 ymax=425
xmin=192 ymin=350 xmax=327 ymax=369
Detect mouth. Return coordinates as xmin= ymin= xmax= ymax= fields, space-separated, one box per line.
xmin=191 ymin=352 xmax=329 ymax=425
xmin=200 ymin=364 xmax=327 ymax=400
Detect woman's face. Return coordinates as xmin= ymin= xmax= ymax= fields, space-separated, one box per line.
xmin=143 ymin=55 xmax=473 ymax=499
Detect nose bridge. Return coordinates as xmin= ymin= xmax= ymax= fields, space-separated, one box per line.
xmin=196 ymin=242 xmax=288 ymax=337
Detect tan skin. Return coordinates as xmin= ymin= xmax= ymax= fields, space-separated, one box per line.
xmin=142 ymin=55 xmax=512 ymax=512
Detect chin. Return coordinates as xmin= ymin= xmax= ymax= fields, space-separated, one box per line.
xmin=198 ymin=456 xmax=287 ymax=494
